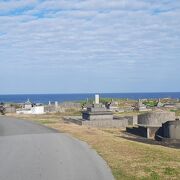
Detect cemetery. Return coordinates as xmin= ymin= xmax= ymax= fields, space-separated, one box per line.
xmin=64 ymin=94 xmax=131 ymax=128
xmin=126 ymin=110 xmax=180 ymax=144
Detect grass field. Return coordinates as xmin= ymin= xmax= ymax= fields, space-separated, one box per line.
xmin=9 ymin=114 xmax=180 ymax=180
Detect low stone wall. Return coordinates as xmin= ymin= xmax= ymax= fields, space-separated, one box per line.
xmin=82 ymin=113 xmax=113 ymax=121
xmin=82 ymin=119 xmax=128 ymax=128
xmin=64 ymin=116 xmax=128 ymax=128
xmin=64 ymin=116 xmax=82 ymax=125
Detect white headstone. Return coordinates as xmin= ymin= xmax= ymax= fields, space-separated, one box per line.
xmin=55 ymin=101 xmax=58 ymax=107
xmin=95 ymin=94 xmax=100 ymax=104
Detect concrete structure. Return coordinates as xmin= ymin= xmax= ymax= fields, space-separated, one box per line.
xmin=82 ymin=104 xmax=113 ymax=121
xmin=64 ymin=95 xmax=130 ymax=128
xmin=126 ymin=111 xmax=176 ymax=139
xmin=138 ymin=111 xmax=175 ymax=126
xmin=124 ymin=115 xmax=138 ymax=126
xmin=64 ymin=114 xmax=138 ymax=129
xmin=81 ymin=94 xmax=113 ymax=121
xmin=127 ymin=125 xmax=161 ymax=139
xmin=64 ymin=116 xmax=128 ymax=128
xmin=16 ymin=106 xmax=45 ymax=115
xmin=162 ymin=120 xmax=180 ymax=140
xmin=16 ymin=100 xmax=45 ymax=115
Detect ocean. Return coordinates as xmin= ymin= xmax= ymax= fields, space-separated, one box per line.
xmin=0 ymin=92 xmax=180 ymax=104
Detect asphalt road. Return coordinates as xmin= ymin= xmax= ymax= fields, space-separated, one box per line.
xmin=0 ymin=116 xmax=114 ymax=180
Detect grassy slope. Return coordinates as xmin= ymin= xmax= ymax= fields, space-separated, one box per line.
xmin=9 ymin=114 xmax=180 ymax=180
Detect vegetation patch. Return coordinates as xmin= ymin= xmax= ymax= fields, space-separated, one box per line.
xmin=164 ymin=167 xmax=178 ymax=176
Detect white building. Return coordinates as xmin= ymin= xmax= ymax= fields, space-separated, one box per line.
xmin=16 ymin=106 xmax=45 ymax=115
xmin=16 ymin=99 xmax=45 ymax=115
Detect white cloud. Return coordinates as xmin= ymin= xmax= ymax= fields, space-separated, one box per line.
xmin=0 ymin=0 xmax=180 ymax=93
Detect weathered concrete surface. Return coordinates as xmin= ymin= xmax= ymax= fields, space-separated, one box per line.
xmin=138 ymin=111 xmax=175 ymax=126
xmin=64 ymin=116 xmax=128 ymax=128
xmin=0 ymin=116 xmax=114 ymax=180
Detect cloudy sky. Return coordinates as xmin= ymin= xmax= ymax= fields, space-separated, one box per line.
xmin=0 ymin=0 xmax=180 ymax=94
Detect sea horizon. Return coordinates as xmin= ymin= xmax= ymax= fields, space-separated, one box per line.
xmin=0 ymin=92 xmax=180 ymax=104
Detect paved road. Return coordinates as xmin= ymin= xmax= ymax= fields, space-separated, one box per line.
xmin=0 ymin=116 xmax=114 ymax=180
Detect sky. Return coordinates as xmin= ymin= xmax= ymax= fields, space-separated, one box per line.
xmin=0 ymin=0 xmax=180 ymax=94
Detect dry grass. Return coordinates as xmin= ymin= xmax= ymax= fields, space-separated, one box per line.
xmin=8 ymin=113 xmax=180 ymax=180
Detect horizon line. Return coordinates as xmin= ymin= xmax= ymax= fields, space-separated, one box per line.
xmin=0 ymin=91 xmax=180 ymax=96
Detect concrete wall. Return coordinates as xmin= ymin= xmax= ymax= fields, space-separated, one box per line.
xmin=82 ymin=112 xmax=113 ymax=121
xmin=89 ymin=114 xmax=113 ymax=121
xmin=64 ymin=116 xmax=128 ymax=128
xmin=138 ymin=111 xmax=175 ymax=126
xmin=82 ymin=119 xmax=128 ymax=128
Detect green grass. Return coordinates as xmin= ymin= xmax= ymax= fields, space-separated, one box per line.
xmin=164 ymin=167 xmax=178 ymax=176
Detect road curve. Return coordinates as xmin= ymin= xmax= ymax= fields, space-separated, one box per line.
xmin=0 ymin=116 xmax=114 ymax=180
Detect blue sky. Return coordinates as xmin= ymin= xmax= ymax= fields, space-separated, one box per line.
xmin=0 ymin=0 xmax=180 ymax=94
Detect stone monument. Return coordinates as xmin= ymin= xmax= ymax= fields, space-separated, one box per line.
xmin=137 ymin=99 xmax=147 ymax=112
xmin=82 ymin=94 xmax=113 ymax=121
xmin=95 ymin=94 xmax=100 ymax=104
